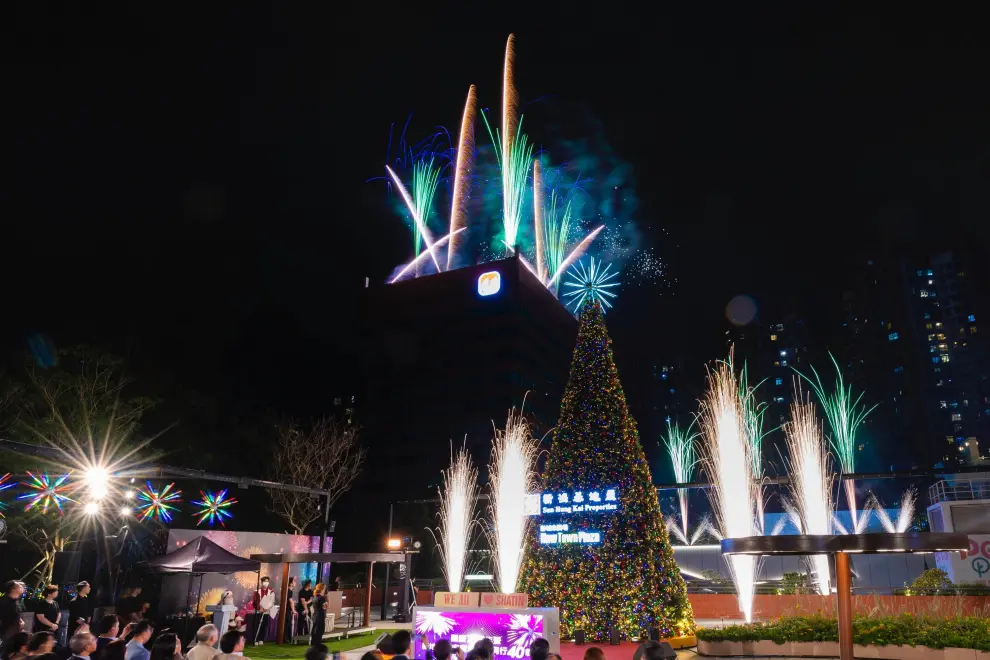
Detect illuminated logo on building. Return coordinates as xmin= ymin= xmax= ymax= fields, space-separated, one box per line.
xmin=478 ymin=271 xmax=501 ymax=296
xmin=531 ymin=487 xmax=619 ymax=546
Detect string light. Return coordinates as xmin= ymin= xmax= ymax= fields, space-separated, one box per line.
xmin=137 ymin=482 xmax=182 ymax=523
xmin=192 ymin=490 xmax=237 ymax=527
xmin=18 ymin=472 xmax=73 ymax=514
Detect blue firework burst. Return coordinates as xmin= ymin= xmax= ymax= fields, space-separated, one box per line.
xmin=562 ymin=257 xmax=620 ymax=312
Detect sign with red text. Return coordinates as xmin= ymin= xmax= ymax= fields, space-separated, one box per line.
xmin=433 ymin=591 xmax=481 ymax=608
xmin=480 ymin=593 xmax=529 ymax=608
xmin=935 ymin=534 xmax=990 ymax=585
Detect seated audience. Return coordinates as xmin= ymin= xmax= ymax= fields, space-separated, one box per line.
xmin=184 ymin=626 xmax=218 ymax=660
xmin=215 ymin=632 xmax=248 ymax=660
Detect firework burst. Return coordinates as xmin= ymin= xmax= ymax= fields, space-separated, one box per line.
xmin=386 ymin=165 xmax=443 ymax=273
xmin=488 ymin=407 xmax=539 ymax=594
xmin=562 ymin=256 xmax=619 ymax=313
xmin=800 ymin=354 xmax=877 ymax=534
xmin=698 ymin=354 xmax=761 ymax=622
xmin=662 ymin=420 xmax=699 ymax=540
xmin=192 ymin=489 xmax=237 ymax=527
xmin=435 ymin=444 xmax=479 ymax=593
xmin=870 ymin=488 xmax=916 ymax=533
xmin=137 ymin=481 xmax=182 ymax=523
xmin=783 ymin=388 xmax=834 ymax=595
xmin=543 ymin=190 xmax=573 ymax=294
xmin=412 ymin=159 xmax=443 ymax=267
xmin=18 ymin=472 xmax=73 ymax=514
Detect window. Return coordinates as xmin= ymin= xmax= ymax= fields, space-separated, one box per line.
xmin=780 ymin=349 xmax=787 ymax=357
xmin=964 ymin=399 xmax=969 ymax=406
xmin=952 ymin=413 xmax=962 ymax=422
xmin=971 ymin=326 xmax=978 ymax=334
xmin=929 ymin=279 xmax=934 ymax=285
xmin=928 ymin=334 xmax=936 ymax=341
xmin=927 ymin=269 xmax=933 ymax=276
xmin=924 ymin=312 xmax=931 ymax=320
xmin=669 ymin=388 xmax=675 ymax=394
xmin=917 ymin=269 xmax=924 ymax=276
xmin=770 ymin=334 xmax=777 ymax=341
xmin=940 ymin=401 xmax=948 ymax=409
xmin=926 ymin=323 xmax=933 ymax=329
xmin=932 ymin=357 xmax=941 ymax=364
xmin=920 ymin=290 xmax=929 ymax=297
xmin=936 ymin=322 xmax=943 ymax=328
xmin=775 ymin=378 xmax=783 ymax=386
xmin=774 ymin=396 xmax=785 ymax=404
xmin=937 ymin=333 xmax=946 ymax=340
xmin=661 ymin=373 xmax=668 ymax=380
xmin=773 ymin=360 xmax=780 ymax=367
xmin=893 ymin=366 xmax=904 ymax=374
xmin=781 ymin=360 xmax=788 ymax=367
xmin=942 ymin=354 xmax=951 ymax=363
xmin=939 ymin=343 xmax=948 ymax=351
xmin=947 ymin=436 xmax=955 ymax=444
xmin=888 ymin=332 xmax=899 ymax=341
xmin=969 ymin=314 xmax=977 ymax=323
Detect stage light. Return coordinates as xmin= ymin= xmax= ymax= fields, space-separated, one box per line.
xmin=84 ymin=466 xmax=110 ymax=500
xmin=387 ymin=538 xmax=401 ymax=549
xmin=124 ymin=490 xmax=135 ymax=499
xmin=464 ymin=574 xmax=494 ymax=581
xmin=84 ymin=502 xmax=100 ymax=515
xmin=119 ymin=507 xmax=131 ymax=516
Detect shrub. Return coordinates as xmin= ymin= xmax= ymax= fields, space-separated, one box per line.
xmin=908 ymin=568 xmax=954 ymax=595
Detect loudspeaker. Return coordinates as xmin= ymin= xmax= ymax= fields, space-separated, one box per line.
xmin=52 ymin=551 xmax=82 ymax=584
xmin=609 ymin=626 xmax=620 ymax=646
xmin=654 ymin=642 xmax=677 ymax=660
xmin=649 ymin=628 xmax=660 ymax=642
xmin=574 ymin=630 xmax=585 ymax=645
xmin=375 ymin=633 xmax=393 ymax=654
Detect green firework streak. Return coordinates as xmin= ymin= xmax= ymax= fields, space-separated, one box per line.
xmin=412 ymin=158 xmax=442 ymax=256
xmin=544 ymin=189 xmax=573 ymax=292
xmin=481 ymin=112 xmax=534 ymax=252
xmin=662 ymin=419 xmax=699 ymax=484
xmin=798 ymin=353 xmax=878 ymax=474
xmin=739 ymin=361 xmax=771 ymax=479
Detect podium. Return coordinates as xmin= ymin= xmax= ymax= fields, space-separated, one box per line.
xmin=205 ymin=605 xmax=238 ymax=645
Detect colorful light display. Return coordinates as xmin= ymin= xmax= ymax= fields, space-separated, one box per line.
xmin=137 ymin=481 xmax=182 ymax=523
xmin=0 ymin=473 xmax=14 ymax=517
xmin=18 ymin=472 xmax=73 ymax=514
xmin=192 ymin=489 xmax=237 ymax=527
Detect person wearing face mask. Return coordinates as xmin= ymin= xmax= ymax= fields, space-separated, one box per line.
xmin=250 ymin=580 xmax=273 ymax=646
xmin=215 ymin=632 xmax=249 ymax=660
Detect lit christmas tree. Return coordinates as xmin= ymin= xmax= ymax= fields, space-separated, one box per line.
xmin=518 ymin=301 xmax=694 ymax=640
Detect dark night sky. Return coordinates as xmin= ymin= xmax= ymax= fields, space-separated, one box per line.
xmin=5 ymin=8 xmax=990 ymax=543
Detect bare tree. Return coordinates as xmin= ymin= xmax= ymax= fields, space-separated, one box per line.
xmin=268 ymin=418 xmax=366 ymax=535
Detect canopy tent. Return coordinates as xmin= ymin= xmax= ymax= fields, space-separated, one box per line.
xmin=142 ymin=536 xmax=261 ymax=574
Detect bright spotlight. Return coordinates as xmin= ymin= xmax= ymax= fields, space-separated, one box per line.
xmin=85 ymin=467 xmax=111 ymax=500
xmin=124 ymin=490 xmax=135 ymax=500
xmin=119 ymin=507 xmax=131 ymax=517
xmin=84 ymin=502 xmax=100 ymax=515
xmin=386 ymin=538 xmax=401 ymax=549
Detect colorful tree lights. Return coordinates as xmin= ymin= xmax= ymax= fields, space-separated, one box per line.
xmin=18 ymin=472 xmax=73 ymax=514
xmin=518 ymin=301 xmax=694 ymax=641
xmin=192 ymin=489 xmax=237 ymax=527
xmin=137 ymin=481 xmax=182 ymax=523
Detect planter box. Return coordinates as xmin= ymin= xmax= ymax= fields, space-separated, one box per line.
xmin=854 ymin=645 xmax=880 ymax=658
xmin=753 ymin=640 xmax=788 ymax=655
xmin=945 ymin=649 xmax=977 ymax=660
xmin=813 ymin=642 xmax=840 ymax=657
xmin=974 ymin=652 xmax=990 ymax=660
xmin=877 ymin=645 xmax=927 ymax=660
xmin=791 ymin=641 xmax=817 ymax=656
xmin=697 ymin=640 xmax=740 ymax=656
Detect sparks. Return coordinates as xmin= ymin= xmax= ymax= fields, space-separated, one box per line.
xmin=447 ymin=85 xmax=476 ymax=271
xmin=389 ymin=228 xmax=466 ymax=283
xmin=386 ymin=164 xmax=443 ymax=273
xmin=547 ymin=226 xmax=604 ymax=288
xmin=698 ymin=354 xmax=760 ymax=622
xmin=739 ymin=362 xmax=769 ymax=532
xmin=412 ymin=159 xmax=443 ymax=269
xmin=481 ymin=111 xmax=533 ymax=253
xmin=489 ymin=407 xmax=539 ymax=594
xmin=18 ymin=472 xmax=73 ymax=514
xmin=137 ymin=481 xmax=182 ymax=523
xmin=533 ymin=159 xmax=546 ymax=282
xmin=192 ymin=489 xmax=237 ymax=527
xmin=783 ymin=388 xmax=834 ymax=595
xmin=543 ymin=190 xmax=573 ymax=294
xmin=436 ymin=444 xmax=478 ymax=593
xmin=870 ymin=488 xmax=916 ymax=533
xmin=562 ymin=257 xmax=619 ymax=313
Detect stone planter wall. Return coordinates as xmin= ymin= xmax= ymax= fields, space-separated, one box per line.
xmin=698 ymin=639 xmax=990 ymax=658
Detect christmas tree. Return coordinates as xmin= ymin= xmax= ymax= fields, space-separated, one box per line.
xmin=518 ymin=301 xmax=694 ymax=640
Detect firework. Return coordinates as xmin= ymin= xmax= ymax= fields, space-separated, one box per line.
xmin=488 ymin=407 xmax=539 ymax=594
xmin=547 ymin=225 xmax=605 ymax=288
xmin=137 ymin=481 xmax=182 ymax=523
xmin=502 ymin=34 xmax=518 ymax=175
xmin=739 ymin=363 xmax=769 ymax=532
xmin=192 ymin=489 xmax=237 ymax=527
xmin=698 ymin=354 xmax=760 ymax=622
xmin=448 ymin=85 xmax=476 ymax=271
xmin=562 ymin=257 xmax=619 ymax=312
xmin=783 ymin=390 xmax=834 ymax=595
xmin=18 ymin=472 xmax=73 ymax=514
xmin=800 ymin=354 xmax=877 ymax=534
xmin=870 ymin=488 xmax=916 ymax=533
xmin=390 ymin=228 xmax=466 ymax=283
xmin=412 ymin=159 xmax=443 ymax=268
xmin=629 ymin=248 xmax=665 ymax=283
xmin=481 ymin=112 xmax=534 ymax=253
xmin=436 ymin=444 xmax=479 ymax=593
xmin=533 ymin=159 xmax=546 ymax=281
xmin=543 ymin=190 xmax=573 ymax=293
xmin=662 ymin=420 xmax=699 ymax=540
xmin=386 ymin=165 xmax=443 ymax=273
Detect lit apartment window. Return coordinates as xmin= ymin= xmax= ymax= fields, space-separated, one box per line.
xmin=775 ymin=378 xmax=783 ymax=386
xmin=920 ymin=290 xmax=929 ymax=297
xmin=781 ymin=360 xmax=788 ymax=367
xmin=929 ymin=279 xmax=934 ymax=285
xmin=936 ymin=322 xmax=943 ymax=328
xmin=770 ymin=334 xmax=777 ymax=341
xmin=969 ymin=314 xmax=977 ymax=322
xmin=888 ymin=332 xmax=899 ymax=341
xmin=937 ymin=333 xmax=946 ymax=340
xmin=940 ymin=401 xmax=948 ymax=409
xmin=952 ymin=413 xmax=962 ymax=422
xmin=941 ymin=354 xmax=951 ymax=363
xmin=947 ymin=436 xmax=954 ymax=444
xmin=926 ymin=323 xmax=933 ymax=329
xmin=971 ymin=326 xmax=978 ymax=334
xmin=927 ymin=269 xmax=934 ymax=276
xmin=928 ymin=334 xmax=936 ymax=341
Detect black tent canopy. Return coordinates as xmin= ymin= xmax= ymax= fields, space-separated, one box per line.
xmin=142 ymin=536 xmax=260 ymax=574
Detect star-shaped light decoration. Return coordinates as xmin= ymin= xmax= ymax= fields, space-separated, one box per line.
xmin=136 ymin=481 xmax=182 ymax=523
xmin=17 ymin=472 xmax=73 ymax=515
xmin=192 ymin=489 xmax=237 ymax=527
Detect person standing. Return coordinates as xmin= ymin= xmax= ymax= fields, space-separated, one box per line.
xmin=32 ymin=588 xmax=60 ymax=634
xmin=250 ymin=578 xmax=274 ymax=646
xmin=284 ymin=578 xmax=296 ymax=641
xmin=389 ymin=630 xmax=411 ymax=660
xmin=93 ymin=616 xmax=119 ymax=654
xmin=148 ymin=634 xmax=181 ymax=660
xmin=1 ymin=581 xmax=26 ymax=643
xmin=68 ymin=632 xmax=98 ymax=660
xmin=123 ymin=622 xmax=152 ymax=660
xmin=295 ymin=581 xmax=312 ymax=637
xmin=68 ymin=583 xmax=94 ymax=638
xmin=307 ymin=585 xmax=327 ymax=648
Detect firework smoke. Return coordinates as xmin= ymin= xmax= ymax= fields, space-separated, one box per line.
xmin=448 ymin=85 xmax=476 ymax=270
xmin=533 ymin=159 xmax=546 ymax=281
xmin=698 ymin=354 xmax=760 ymax=622
xmin=437 ymin=444 xmax=479 ymax=593
xmin=489 ymin=408 xmax=539 ymax=594
xmin=662 ymin=420 xmax=698 ymax=540
xmin=800 ymin=354 xmax=877 ymax=534
xmin=783 ymin=388 xmax=834 ymax=595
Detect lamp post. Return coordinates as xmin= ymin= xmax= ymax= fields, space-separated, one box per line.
xmin=721 ymin=533 xmax=968 ymax=660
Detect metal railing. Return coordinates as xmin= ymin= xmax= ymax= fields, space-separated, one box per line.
xmin=929 ymin=477 xmax=990 ymax=503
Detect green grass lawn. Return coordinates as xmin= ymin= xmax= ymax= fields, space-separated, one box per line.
xmin=246 ymin=632 xmax=384 ymax=660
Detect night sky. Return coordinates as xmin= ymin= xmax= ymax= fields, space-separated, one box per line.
xmin=5 ymin=8 xmax=990 ymax=546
